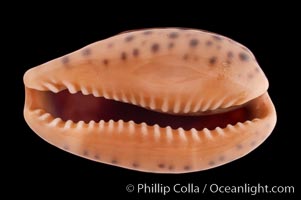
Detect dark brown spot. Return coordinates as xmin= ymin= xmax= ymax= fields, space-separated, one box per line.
xmin=250 ymin=141 xmax=257 ymax=146
xmin=132 ymin=48 xmax=139 ymax=57
xmin=141 ymin=40 xmax=147 ymax=46
xmin=236 ymin=144 xmax=243 ymax=150
xmin=143 ymin=30 xmax=153 ymax=35
xmin=227 ymin=51 xmax=234 ymax=59
xmin=125 ymin=35 xmax=134 ymax=42
xmin=168 ymin=42 xmax=174 ymax=49
xmin=248 ymin=73 xmax=254 ymax=79
xmin=111 ymin=159 xmax=118 ymax=164
xmin=121 ymin=52 xmax=127 ymax=60
xmin=184 ymin=165 xmax=191 ymax=170
xmin=132 ymin=162 xmax=139 ymax=168
xmin=62 ymin=56 xmax=69 ymax=64
xmin=83 ymin=150 xmax=89 ymax=156
xmin=239 ymin=52 xmax=249 ymax=61
xmin=212 ymin=35 xmax=223 ymax=41
xmin=208 ymin=161 xmax=215 ymax=166
xmin=103 ymin=59 xmax=109 ymax=66
xmin=168 ymin=165 xmax=174 ymax=170
xmin=183 ymin=54 xmax=189 ymax=60
xmin=151 ymin=43 xmax=159 ymax=53
xmin=219 ymin=156 xmax=225 ymax=162
xmin=168 ymin=32 xmax=179 ymax=39
xmin=158 ymin=163 xmax=165 ymax=168
xmin=94 ymin=155 xmax=100 ymax=160
xmin=209 ymin=56 xmax=217 ymax=65
xmin=189 ymin=39 xmax=199 ymax=47
xmin=206 ymin=40 xmax=213 ymax=46
xmin=82 ymin=48 xmax=91 ymax=56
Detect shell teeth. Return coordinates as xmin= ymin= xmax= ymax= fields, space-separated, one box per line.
xmin=63 ymin=81 xmax=78 ymax=94
xmin=244 ymin=120 xmax=253 ymax=125
xmin=161 ymin=98 xmax=169 ymax=112
xmin=192 ymin=99 xmax=202 ymax=112
xmin=210 ymin=97 xmax=225 ymax=110
xmin=128 ymin=120 xmax=136 ymax=134
xmin=203 ymin=128 xmax=213 ymax=140
xmin=80 ymin=86 xmax=90 ymax=95
xmin=33 ymin=109 xmax=44 ymax=116
xmin=201 ymin=99 xmax=211 ymax=112
xmin=112 ymin=90 xmax=120 ymax=101
xmin=139 ymin=94 xmax=146 ymax=107
xmin=117 ymin=120 xmax=124 ymax=133
xmin=226 ymin=124 xmax=235 ymax=132
xmin=153 ymin=124 xmax=161 ymax=141
xmin=49 ymin=118 xmax=62 ymax=127
xmin=215 ymin=127 xmax=225 ymax=136
xmin=236 ymin=122 xmax=245 ymax=129
xmin=102 ymin=88 xmax=110 ymax=99
xmin=219 ymin=96 xmax=231 ymax=108
xmin=177 ymin=127 xmax=187 ymax=142
xmin=33 ymin=104 xmax=256 ymax=136
xmin=39 ymin=113 xmax=52 ymax=121
xmin=64 ymin=120 xmax=74 ymax=129
xmin=129 ymin=93 xmax=137 ymax=105
xmin=98 ymin=120 xmax=105 ymax=130
xmin=149 ymin=97 xmax=156 ymax=110
xmin=140 ymin=122 xmax=148 ymax=136
xmin=223 ymin=98 xmax=236 ymax=108
xmin=190 ymin=128 xmax=201 ymax=142
xmin=43 ymin=83 xmax=60 ymax=93
xmin=121 ymin=92 xmax=128 ymax=103
xmin=165 ymin=126 xmax=173 ymax=142
xmin=108 ymin=120 xmax=114 ymax=132
xmin=92 ymin=88 xmax=101 ymax=97
xmin=76 ymin=121 xmax=85 ymax=129
xmin=38 ymin=83 xmax=243 ymax=114
xmin=184 ymin=99 xmax=193 ymax=113
xmin=88 ymin=120 xmax=96 ymax=129
xmin=69 ymin=85 xmax=78 ymax=94
xmin=173 ymin=98 xmax=181 ymax=113
xmin=225 ymin=121 xmax=254 ymax=133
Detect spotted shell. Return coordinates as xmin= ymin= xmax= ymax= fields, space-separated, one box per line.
xmin=23 ymin=28 xmax=276 ymax=173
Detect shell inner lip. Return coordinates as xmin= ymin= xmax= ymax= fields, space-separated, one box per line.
xmin=25 ymin=87 xmax=262 ymax=131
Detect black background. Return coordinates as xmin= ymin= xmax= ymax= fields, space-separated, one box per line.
xmin=10 ymin=3 xmax=298 ymax=199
